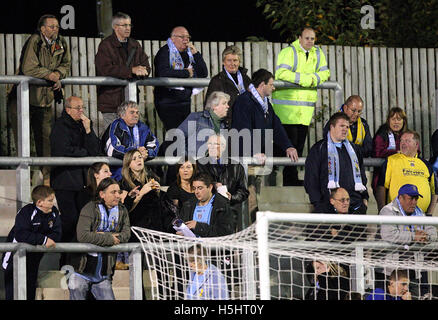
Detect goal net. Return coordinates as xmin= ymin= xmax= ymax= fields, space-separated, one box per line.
xmin=131 ymin=211 xmax=438 ymax=300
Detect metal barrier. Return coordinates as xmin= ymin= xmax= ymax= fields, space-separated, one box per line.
xmin=0 ymin=75 xmax=344 ymax=210
xmin=1 ymin=241 xmax=143 ymax=300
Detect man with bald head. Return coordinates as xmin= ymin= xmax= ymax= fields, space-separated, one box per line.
xmin=153 ymin=26 xmax=208 ymax=132
xmin=50 ymin=96 xmax=100 ymax=265
xmin=323 ymin=95 xmax=373 ymax=157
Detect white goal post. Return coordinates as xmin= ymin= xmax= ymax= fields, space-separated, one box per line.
xmin=132 ymin=211 xmax=438 ymax=300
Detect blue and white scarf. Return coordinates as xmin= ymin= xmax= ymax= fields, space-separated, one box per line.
xmin=387 ymin=132 xmax=396 ymax=150
xmin=225 ymin=69 xmax=245 ymax=94
xmin=132 ymin=125 xmax=140 ymax=148
xmin=97 ymin=204 xmax=119 ymax=232
xmin=248 ymin=84 xmax=268 ymax=114
xmin=327 ymin=132 xmax=367 ymax=191
xmin=167 ymin=38 xmax=195 ymax=70
xmin=396 ymin=198 xmax=424 ymax=232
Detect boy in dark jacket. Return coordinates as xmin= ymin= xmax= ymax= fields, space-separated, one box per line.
xmin=2 ymin=185 xmax=62 ymax=300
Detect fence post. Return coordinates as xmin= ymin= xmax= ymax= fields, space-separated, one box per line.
xmin=354 ymin=246 xmax=365 ymax=295
xmin=13 ymin=247 xmax=27 ymax=300
xmin=125 ymin=81 xmax=137 ymax=103
xmin=256 ymin=211 xmax=271 ymax=300
xmin=16 ymin=80 xmax=31 ymax=209
xmin=129 ymin=246 xmax=143 ymax=300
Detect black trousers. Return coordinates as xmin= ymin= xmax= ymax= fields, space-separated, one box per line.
xmin=274 ymin=124 xmax=308 ymax=186
xmin=155 ymin=101 xmax=191 ymax=132
xmin=4 ymin=252 xmax=44 ymax=300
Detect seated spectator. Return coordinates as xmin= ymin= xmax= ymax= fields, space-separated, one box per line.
xmin=120 ymin=149 xmax=171 ymax=239
xmin=185 ymin=244 xmax=229 ymax=300
xmin=102 ymin=100 xmax=159 ymax=181
xmin=205 ymin=45 xmax=251 ymax=127
xmin=378 ymin=183 xmax=437 ymax=298
xmin=76 ymin=162 xmax=112 ymax=212
xmin=376 ymin=130 xmax=437 ymax=214
xmin=197 ymin=134 xmax=249 ymax=231
xmin=176 ymin=91 xmax=230 ymax=159
xmin=305 ymin=260 xmax=350 ymax=300
xmin=178 ymin=172 xmax=233 ymax=237
xmin=50 ymin=96 xmax=100 ymax=267
xmin=323 ymin=95 xmax=372 ymax=157
xmin=68 ymin=178 xmax=130 ymax=300
xmin=366 ymin=269 xmax=411 ymax=300
xmin=372 ymin=107 xmax=408 ymax=195
xmin=304 ymin=112 xmax=368 ymax=214
xmin=166 ymin=156 xmax=197 ymax=211
xmin=2 ymin=185 xmax=61 ymax=300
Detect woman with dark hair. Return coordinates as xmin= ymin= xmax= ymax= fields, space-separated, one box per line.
xmin=372 ymin=107 xmax=408 ymax=194
xmin=76 ymin=162 xmax=112 ymax=212
xmin=166 ymin=156 xmax=197 ymax=210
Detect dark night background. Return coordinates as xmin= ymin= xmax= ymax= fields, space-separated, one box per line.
xmin=1 ymin=0 xmax=286 ymax=42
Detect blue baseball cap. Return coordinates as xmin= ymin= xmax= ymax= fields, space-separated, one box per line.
xmin=398 ymin=184 xmax=423 ymax=198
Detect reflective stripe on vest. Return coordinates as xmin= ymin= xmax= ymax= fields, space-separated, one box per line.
xmin=276 ymin=63 xmax=292 ymax=71
xmin=314 ymin=73 xmax=321 ymax=85
xmin=272 ymin=99 xmax=316 ymax=107
xmin=291 ymin=45 xmax=298 ymax=72
xmin=315 ymin=46 xmax=320 ymax=71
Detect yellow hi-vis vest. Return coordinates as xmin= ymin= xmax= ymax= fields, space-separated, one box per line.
xmin=272 ymin=39 xmax=330 ymax=126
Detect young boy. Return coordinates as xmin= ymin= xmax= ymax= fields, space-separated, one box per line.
xmin=2 ymin=185 xmax=62 ymax=300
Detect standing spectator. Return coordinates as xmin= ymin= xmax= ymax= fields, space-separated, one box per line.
xmin=178 ymin=172 xmax=234 ymax=237
xmin=95 ymin=12 xmax=151 ymax=134
xmin=119 ymin=149 xmax=166 ymax=239
xmin=102 ymin=101 xmax=159 ymax=181
xmin=231 ymin=69 xmax=298 ymax=219
xmin=166 ymin=156 xmax=197 ymax=210
xmin=68 ymin=178 xmax=130 ymax=300
xmin=153 ymin=26 xmax=208 ymax=132
xmin=2 ymin=185 xmax=61 ymax=300
xmin=378 ymin=184 xmax=437 ymax=298
xmin=272 ymin=27 xmax=330 ymax=186
xmin=50 ymin=96 xmax=100 ymax=266
xmin=304 ymin=112 xmax=368 ymax=214
xmin=197 ymin=134 xmax=249 ymax=231
xmin=8 ymin=14 xmax=71 ymax=185
xmin=372 ymin=107 xmax=408 ymax=194
xmin=177 ymin=91 xmax=230 ymax=159
xmin=323 ymin=95 xmax=373 ymax=157
xmin=366 ymin=269 xmax=411 ymax=300
xmin=376 ymin=130 xmax=437 ymax=214
xmin=205 ymin=45 xmax=251 ymax=127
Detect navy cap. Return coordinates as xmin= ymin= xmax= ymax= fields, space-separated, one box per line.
xmin=398 ymin=184 xmax=423 ymax=198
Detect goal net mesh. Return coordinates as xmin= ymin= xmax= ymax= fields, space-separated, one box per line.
xmin=131 ymin=215 xmax=438 ymax=300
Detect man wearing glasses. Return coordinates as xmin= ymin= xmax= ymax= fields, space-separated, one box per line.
xmin=50 ymin=96 xmax=100 ymax=267
xmin=323 ymin=95 xmax=373 ymax=157
xmin=95 ymin=12 xmax=151 ymax=136
xmin=8 ymin=14 xmax=71 ymax=186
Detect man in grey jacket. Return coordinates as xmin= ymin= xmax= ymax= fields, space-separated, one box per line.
xmin=379 ymin=183 xmax=437 ymax=299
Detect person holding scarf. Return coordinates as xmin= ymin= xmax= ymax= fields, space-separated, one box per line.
xmin=68 ymin=178 xmax=131 ymax=300
xmin=378 ymin=184 xmax=437 ymax=299
xmin=102 ymin=100 xmax=159 ymax=181
xmin=323 ymin=95 xmax=373 ymax=158
xmin=305 ymin=112 xmax=369 ymax=214
xmin=372 ymin=107 xmax=408 ymax=195
xmin=205 ymin=45 xmax=251 ymax=127
xmin=153 ymin=26 xmax=208 ymax=132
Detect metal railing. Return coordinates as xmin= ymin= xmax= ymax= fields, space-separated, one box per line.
xmin=2 ymin=241 xmax=143 ymax=300
xmin=0 ymin=75 xmax=344 ymax=210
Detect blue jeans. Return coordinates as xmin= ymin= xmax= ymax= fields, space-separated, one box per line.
xmin=68 ymin=273 xmax=115 ymax=300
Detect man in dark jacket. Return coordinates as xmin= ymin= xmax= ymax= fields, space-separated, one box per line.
xmin=304 ymin=112 xmax=369 ymax=214
xmin=50 ymin=96 xmax=100 ymax=250
xmin=205 ymin=45 xmax=251 ymax=127
xmin=153 ymin=26 xmax=208 ymax=132
xmin=95 ymin=12 xmax=151 ymax=135
xmin=178 ymin=172 xmax=233 ymax=237
xmin=197 ymin=134 xmax=249 ymax=231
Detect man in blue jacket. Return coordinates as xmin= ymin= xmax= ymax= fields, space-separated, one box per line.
xmin=102 ymin=100 xmax=159 ymax=180
xmin=2 ymin=185 xmax=62 ymax=300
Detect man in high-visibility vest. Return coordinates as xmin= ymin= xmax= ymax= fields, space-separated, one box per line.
xmin=273 ymin=27 xmax=330 ymax=186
